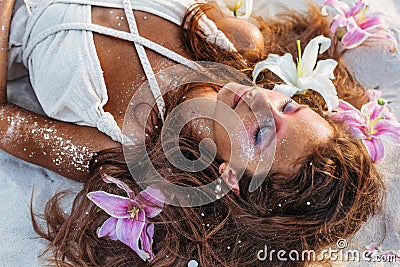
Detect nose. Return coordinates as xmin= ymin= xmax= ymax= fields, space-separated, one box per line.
xmin=246 ymin=88 xmax=282 ymax=130
xmin=245 ymin=87 xmax=272 ymax=113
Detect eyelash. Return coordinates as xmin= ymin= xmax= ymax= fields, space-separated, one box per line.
xmin=253 ymin=127 xmax=260 ymax=144
xmin=281 ymin=99 xmax=294 ymax=113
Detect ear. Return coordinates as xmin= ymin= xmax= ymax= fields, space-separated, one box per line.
xmin=219 ymin=162 xmax=240 ymax=195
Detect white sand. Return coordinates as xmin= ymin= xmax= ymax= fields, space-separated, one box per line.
xmin=1 ymin=0 xmax=399 ymax=266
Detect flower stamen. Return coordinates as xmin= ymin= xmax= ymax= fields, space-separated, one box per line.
xmin=359 ymin=5 xmax=369 ymax=22
xmin=369 ymin=116 xmax=385 ymax=135
xmin=296 ymin=40 xmax=303 ymax=77
xmin=128 ymin=206 xmax=141 ymax=220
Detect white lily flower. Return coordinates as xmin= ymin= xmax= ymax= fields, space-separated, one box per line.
xmin=223 ymin=0 xmax=253 ymax=19
xmin=252 ymin=35 xmax=339 ymax=111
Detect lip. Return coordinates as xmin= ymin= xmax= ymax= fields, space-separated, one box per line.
xmin=233 ymin=87 xmax=251 ymax=109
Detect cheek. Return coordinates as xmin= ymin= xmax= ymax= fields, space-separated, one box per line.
xmin=214 ymin=122 xmax=231 ymax=160
xmin=214 ymin=118 xmax=257 ymax=164
xmin=190 ymin=118 xmax=212 ymax=138
xmin=296 ymin=117 xmax=332 ymax=143
xmin=273 ymin=123 xmax=307 ymax=168
xmin=272 ymin=117 xmax=330 ymax=170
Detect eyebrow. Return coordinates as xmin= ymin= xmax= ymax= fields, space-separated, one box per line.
xmin=294 ymin=105 xmax=309 ymax=114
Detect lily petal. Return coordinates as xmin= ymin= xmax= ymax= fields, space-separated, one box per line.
xmin=330 ymin=15 xmax=349 ymax=33
xmin=102 ymin=173 xmax=135 ymax=199
xmin=361 ymin=100 xmax=385 ymax=121
xmin=362 ymin=138 xmax=385 ymax=163
xmin=329 ymin=109 xmax=365 ymax=125
xmin=324 ymin=0 xmax=349 ymax=16
xmin=347 ymin=0 xmax=365 ymax=17
xmin=358 ymin=15 xmax=385 ymax=30
xmin=140 ymin=222 xmax=155 ymax=259
xmin=374 ymin=120 xmax=400 ymax=145
xmin=369 ymin=30 xmax=398 ymax=51
xmin=321 ymin=5 xmax=329 ymax=16
xmin=300 ymin=36 xmax=332 ymax=76
xmin=348 ymin=125 xmax=368 ymax=139
xmin=253 ymin=53 xmax=297 ymax=85
xmin=138 ymin=187 xmax=165 ymax=218
xmin=329 ymin=111 xmax=367 ymax=138
xmin=224 ymin=0 xmax=243 ymax=11
xmin=366 ymin=89 xmax=382 ymax=101
xmin=98 ymin=217 xmax=118 ymax=240
xmin=329 ymin=109 xmax=363 ymax=123
xmin=342 ymin=18 xmax=370 ymax=48
xmin=237 ymin=0 xmax=253 ymax=20
xmin=381 ymin=109 xmax=398 ymax=122
xmin=297 ymin=75 xmax=339 ymax=111
xmin=87 ymin=191 xmax=132 ymax=218
xmin=116 ymin=211 xmax=149 ymax=261
xmin=139 ymin=187 xmax=165 ymax=206
xmin=312 ymin=58 xmax=338 ymax=79
xmin=336 ymin=99 xmax=360 ymax=112
xmin=272 ymin=83 xmax=300 ymax=97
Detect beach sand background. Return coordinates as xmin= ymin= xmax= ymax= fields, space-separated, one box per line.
xmin=1 ymin=0 xmax=399 ymax=266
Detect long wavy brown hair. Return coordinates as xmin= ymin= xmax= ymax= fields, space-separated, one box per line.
xmin=33 ymin=4 xmax=384 ymax=267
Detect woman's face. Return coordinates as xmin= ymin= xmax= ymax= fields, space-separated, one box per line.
xmin=186 ymin=83 xmax=333 ymax=177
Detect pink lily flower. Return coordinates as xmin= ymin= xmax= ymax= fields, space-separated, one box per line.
xmin=323 ymin=0 xmax=397 ymax=50
xmin=366 ymin=88 xmax=382 ymax=101
xmin=365 ymin=242 xmax=380 ymax=259
xmin=87 ymin=174 xmax=164 ymax=261
xmin=329 ymin=99 xmax=400 ymax=163
xmin=365 ymin=242 xmax=400 ymax=262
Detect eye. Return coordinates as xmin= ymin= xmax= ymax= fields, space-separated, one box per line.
xmin=281 ymin=99 xmax=299 ymax=113
xmin=253 ymin=127 xmax=261 ymax=145
xmin=253 ymin=127 xmax=271 ymax=146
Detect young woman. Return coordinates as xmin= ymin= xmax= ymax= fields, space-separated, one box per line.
xmin=1 ymin=0 xmax=383 ymax=266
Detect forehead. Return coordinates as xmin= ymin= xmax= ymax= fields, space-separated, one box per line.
xmin=270 ymin=108 xmax=333 ymax=173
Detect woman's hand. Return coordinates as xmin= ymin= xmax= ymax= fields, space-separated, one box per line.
xmin=0 ymin=0 xmax=15 ymax=103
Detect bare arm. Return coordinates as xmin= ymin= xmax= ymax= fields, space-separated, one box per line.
xmin=0 ymin=98 xmax=119 ymax=184
xmin=0 ymin=0 xmax=15 ymax=102
xmin=0 ymin=104 xmax=119 ymax=181
xmin=0 ymin=0 xmax=119 ymax=181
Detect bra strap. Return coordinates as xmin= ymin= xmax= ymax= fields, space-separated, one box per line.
xmin=122 ymin=0 xmax=165 ymax=121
